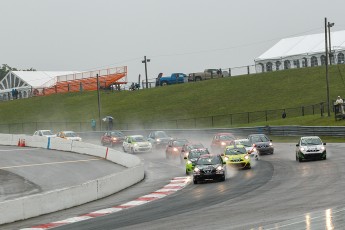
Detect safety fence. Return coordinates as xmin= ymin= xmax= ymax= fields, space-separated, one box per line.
xmin=0 ymin=102 xmax=328 ymax=135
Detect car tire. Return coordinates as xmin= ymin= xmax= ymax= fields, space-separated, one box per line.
xmin=323 ymin=155 xmax=327 ymax=160
xmin=220 ymin=176 xmax=225 ymax=182
xmin=193 ymin=179 xmax=198 ymax=184
xmin=298 ymin=157 xmax=303 ymax=162
xmin=161 ymin=81 xmax=168 ymax=86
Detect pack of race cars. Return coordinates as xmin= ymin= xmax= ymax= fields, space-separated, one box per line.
xmin=100 ymin=130 xmax=327 ymax=184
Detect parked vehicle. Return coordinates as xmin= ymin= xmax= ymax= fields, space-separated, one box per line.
xmin=188 ymin=69 xmax=225 ymax=82
xmin=296 ymin=136 xmax=326 ymax=162
xmin=159 ymin=73 xmax=187 ymax=86
xmin=101 ymin=131 xmax=125 ymax=147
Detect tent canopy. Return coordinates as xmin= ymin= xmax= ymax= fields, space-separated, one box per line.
xmin=256 ymin=30 xmax=345 ymax=61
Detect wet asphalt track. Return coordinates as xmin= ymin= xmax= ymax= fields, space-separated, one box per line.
xmin=2 ymin=136 xmax=345 ymax=230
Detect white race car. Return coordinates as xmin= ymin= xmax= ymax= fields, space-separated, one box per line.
xmin=123 ymin=135 xmax=152 ymax=153
xmin=234 ymin=139 xmax=260 ymax=160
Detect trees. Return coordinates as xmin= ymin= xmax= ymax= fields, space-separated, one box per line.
xmin=0 ymin=64 xmax=36 ymax=81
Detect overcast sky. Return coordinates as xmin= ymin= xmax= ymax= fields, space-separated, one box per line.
xmin=1 ymin=0 xmax=345 ymax=83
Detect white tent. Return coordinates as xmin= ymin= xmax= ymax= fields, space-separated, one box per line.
xmin=255 ymin=30 xmax=345 ymax=72
xmin=0 ymin=71 xmax=79 ymax=100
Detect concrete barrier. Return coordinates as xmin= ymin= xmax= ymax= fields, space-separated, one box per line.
xmin=0 ymin=134 xmax=144 ymax=225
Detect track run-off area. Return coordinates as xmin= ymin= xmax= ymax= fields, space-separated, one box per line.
xmin=1 ymin=133 xmax=345 ymax=230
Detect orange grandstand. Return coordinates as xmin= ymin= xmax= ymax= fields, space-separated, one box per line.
xmin=36 ymin=66 xmax=127 ymax=96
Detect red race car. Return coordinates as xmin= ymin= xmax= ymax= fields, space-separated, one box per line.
xmin=101 ymin=131 xmax=125 ymax=147
xmin=210 ymin=132 xmax=236 ymax=153
xmin=165 ymin=139 xmax=189 ymax=159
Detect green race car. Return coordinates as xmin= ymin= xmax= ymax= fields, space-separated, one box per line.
xmin=184 ymin=148 xmax=210 ymax=175
xmin=222 ymin=144 xmax=251 ymax=169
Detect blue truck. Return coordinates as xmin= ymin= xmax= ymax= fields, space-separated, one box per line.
xmin=158 ymin=73 xmax=187 ymax=86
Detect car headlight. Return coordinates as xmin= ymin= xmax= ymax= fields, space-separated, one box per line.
xmin=173 ymin=147 xmax=178 ymax=151
xmin=252 ymin=148 xmax=257 ymax=152
xmin=224 ymin=157 xmax=229 ymax=161
xmin=156 ymin=138 xmax=161 ymax=142
xmin=244 ymin=155 xmax=249 ymax=160
xmin=221 ymin=142 xmax=226 ymax=146
xmin=321 ymin=146 xmax=325 ymax=150
xmin=300 ymin=147 xmax=305 ymax=151
xmin=134 ymin=143 xmax=138 ymax=147
xmin=216 ymin=165 xmax=223 ymax=171
xmin=194 ymin=167 xmax=200 ymax=172
xmin=112 ymin=137 xmax=117 ymax=141
xmin=187 ymin=160 xmax=192 ymax=164
xmin=269 ymin=142 xmax=273 ymax=146
xmin=148 ymin=143 xmax=152 ymax=147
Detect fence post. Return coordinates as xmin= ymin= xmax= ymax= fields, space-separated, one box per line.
xmin=320 ymin=103 xmax=324 ymax=116
xmin=265 ymin=110 xmax=268 ymax=121
xmin=247 ymin=66 xmax=250 ymax=74
xmin=312 ymin=105 xmax=315 ymax=115
xmin=302 ymin=106 xmax=305 ymax=116
xmin=229 ymin=68 xmax=231 ymax=77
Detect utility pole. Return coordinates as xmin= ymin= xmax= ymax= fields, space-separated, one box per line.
xmin=328 ymin=21 xmax=335 ymax=65
xmin=142 ymin=56 xmax=150 ymax=89
xmin=96 ymin=74 xmax=102 ymax=130
xmin=325 ymin=17 xmax=330 ymax=117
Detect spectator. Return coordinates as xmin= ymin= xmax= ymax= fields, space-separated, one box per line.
xmin=108 ymin=117 xmax=113 ymax=130
xmin=91 ymin=119 xmax=96 ymax=131
xmin=335 ymin=96 xmax=344 ymax=114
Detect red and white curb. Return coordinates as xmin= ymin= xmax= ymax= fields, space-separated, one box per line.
xmin=21 ymin=176 xmax=191 ymax=230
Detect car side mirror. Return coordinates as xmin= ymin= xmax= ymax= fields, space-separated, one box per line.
xmin=221 ymin=153 xmax=225 ymax=156
xmin=323 ymin=143 xmax=326 ymax=145
xmin=296 ymin=144 xmax=299 ymax=147
xmin=184 ymin=157 xmax=187 ymax=159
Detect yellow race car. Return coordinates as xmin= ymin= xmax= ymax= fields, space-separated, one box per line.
xmin=222 ymin=144 xmax=251 ymax=169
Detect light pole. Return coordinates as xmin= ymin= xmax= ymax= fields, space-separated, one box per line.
xmin=142 ymin=56 xmax=150 ymax=89
xmin=324 ymin=17 xmax=331 ymax=117
xmin=328 ymin=22 xmax=335 ymax=65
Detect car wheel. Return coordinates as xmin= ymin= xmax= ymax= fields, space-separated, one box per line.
xmin=220 ymin=176 xmax=225 ymax=182
xmin=323 ymin=155 xmax=327 ymax=160
xmin=193 ymin=179 xmax=198 ymax=184
xmin=298 ymin=157 xmax=303 ymax=162
xmin=161 ymin=81 xmax=168 ymax=86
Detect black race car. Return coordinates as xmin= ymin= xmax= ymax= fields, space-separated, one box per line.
xmin=193 ymin=154 xmax=226 ymax=184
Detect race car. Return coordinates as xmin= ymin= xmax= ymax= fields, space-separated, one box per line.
xmin=184 ymin=148 xmax=210 ymax=175
xmin=101 ymin=131 xmax=125 ymax=147
xmin=234 ymin=139 xmax=260 ymax=160
xmin=193 ymin=154 xmax=226 ymax=184
xmin=56 ymin=131 xmax=82 ymax=141
xmin=165 ymin=138 xmax=189 ymax=159
xmin=122 ymin=135 xmax=152 ymax=153
xmin=222 ymin=144 xmax=251 ymax=169
xmin=210 ymin=132 xmax=236 ymax=153
xmin=296 ymin=136 xmax=326 ymax=162
xmin=147 ymin=131 xmax=173 ymax=149
xmin=180 ymin=142 xmax=205 ymax=164
xmin=248 ymin=134 xmax=274 ymax=155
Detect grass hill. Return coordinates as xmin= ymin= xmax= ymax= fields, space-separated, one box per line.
xmin=2 ymin=64 xmax=345 ymax=131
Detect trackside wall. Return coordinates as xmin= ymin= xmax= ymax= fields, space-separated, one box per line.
xmin=0 ymin=134 xmax=144 ymax=225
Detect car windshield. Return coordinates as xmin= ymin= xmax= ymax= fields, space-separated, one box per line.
xmin=225 ymin=147 xmax=247 ymax=155
xmin=156 ymin=131 xmax=169 ymax=138
xmin=301 ymin=137 xmax=322 ymax=145
xmin=235 ymin=140 xmax=251 ymax=147
xmin=42 ymin=130 xmax=53 ymax=135
xmin=251 ymin=135 xmax=269 ymax=142
xmin=219 ymin=135 xmax=234 ymax=141
xmin=197 ymin=156 xmax=222 ymax=165
xmin=65 ymin=132 xmax=76 ymax=137
xmin=189 ymin=149 xmax=209 ymax=159
xmin=174 ymin=140 xmax=189 ymax=147
xmin=110 ymin=131 xmax=124 ymax=137
xmin=132 ymin=136 xmax=146 ymax=142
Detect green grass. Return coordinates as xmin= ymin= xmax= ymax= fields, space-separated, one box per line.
xmin=1 ymin=64 xmax=345 ymax=129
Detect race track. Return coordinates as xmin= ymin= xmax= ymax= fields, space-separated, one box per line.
xmin=2 ymin=135 xmax=345 ymax=230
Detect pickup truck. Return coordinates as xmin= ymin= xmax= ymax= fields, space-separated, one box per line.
xmin=188 ymin=69 xmax=225 ymax=82
xmin=159 ymin=73 xmax=187 ymax=86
